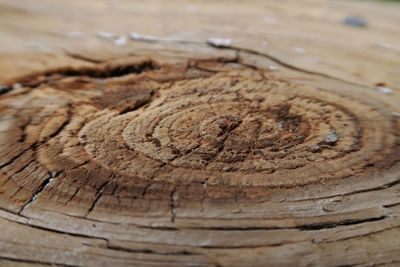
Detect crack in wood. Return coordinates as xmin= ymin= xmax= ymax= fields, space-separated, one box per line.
xmin=0 ymin=34 xmax=399 ymax=266
xmin=17 ymin=171 xmax=59 ymax=215
xmin=85 ymin=174 xmax=116 ymax=217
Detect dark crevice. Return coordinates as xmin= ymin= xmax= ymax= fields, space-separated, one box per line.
xmin=141 ymin=182 xmax=152 ymax=197
xmin=58 ymin=61 xmax=155 ymax=79
xmin=34 ymin=204 xmax=392 ymax=233
xmin=66 ymin=187 xmax=80 ymax=204
xmin=18 ymin=117 xmax=31 ymax=143
xmin=118 ymin=98 xmax=153 ymax=115
xmin=0 ymin=84 xmax=12 ymax=95
xmin=17 ymin=171 xmax=59 ymax=215
xmin=136 ymin=225 xmax=178 ymax=231
xmin=192 ymin=51 xmax=240 ymax=69
xmin=85 ymin=175 xmax=115 ymax=217
xmin=204 ymin=115 xmax=243 ymax=166
xmin=383 ymin=202 xmax=400 ymax=208
xmin=106 ymin=241 xmax=200 ymax=256
xmin=44 ymin=105 xmax=73 ymax=141
xmin=2 ymin=41 xmax=372 ymax=98
xmin=0 ymin=146 xmax=32 ymax=169
xmin=289 ymin=178 xmax=400 ymax=203
xmin=117 ymin=89 xmax=158 ymax=115
xmin=65 ymin=52 xmax=105 ymax=64
xmin=342 ymin=179 xmax=400 ymax=196
xmin=9 ymin=159 xmax=35 ymax=177
xmin=5 ymin=60 xmax=158 ymax=90
xmin=299 ymin=215 xmax=387 ymax=231
xmin=0 ymin=256 xmax=77 ymax=267
xmin=0 ymin=206 xmax=29 ymax=219
xmin=172 ymin=215 xmax=386 ymax=232
xmin=1 ymin=214 xmax=110 ymax=242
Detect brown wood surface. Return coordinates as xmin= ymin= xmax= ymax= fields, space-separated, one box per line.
xmin=1 ymin=0 xmax=400 ymax=266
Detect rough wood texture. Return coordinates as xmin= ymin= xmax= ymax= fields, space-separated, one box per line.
xmin=1 ymin=0 xmax=400 ymax=266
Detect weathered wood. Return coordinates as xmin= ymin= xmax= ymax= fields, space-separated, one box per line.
xmin=1 ymin=0 xmax=400 ymax=266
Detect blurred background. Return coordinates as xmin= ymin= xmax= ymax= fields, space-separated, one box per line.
xmin=0 ymin=0 xmax=399 ymax=89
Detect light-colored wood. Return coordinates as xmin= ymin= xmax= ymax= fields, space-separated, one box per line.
xmin=1 ymin=0 xmax=400 ymax=266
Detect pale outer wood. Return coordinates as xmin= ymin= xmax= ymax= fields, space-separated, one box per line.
xmin=0 ymin=0 xmax=400 ymax=266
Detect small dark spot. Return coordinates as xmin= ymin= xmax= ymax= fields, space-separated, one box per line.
xmin=375 ymin=82 xmax=387 ymax=87
xmin=169 ymin=145 xmax=180 ymax=155
xmin=255 ymin=96 xmax=265 ymax=102
xmin=216 ymin=115 xmax=242 ymax=134
xmin=343 ymin=16 xmax=368 ymax=28
xmin=335 ymin=113 xmax=342 ymax=118
xmin=0 ymin=84 xmax=12 ymax=95
xmin=364 ymin=162 xmax=375 ymax=168
xmin=152 ymin=138 xmax=161 ymax=147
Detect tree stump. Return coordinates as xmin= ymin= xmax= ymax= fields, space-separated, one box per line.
xmin=1 ymin=0 xmax=400 ymax=266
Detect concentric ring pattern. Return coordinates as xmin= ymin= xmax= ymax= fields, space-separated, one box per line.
xmin=0 ymin=59 xmax=398 ymax=213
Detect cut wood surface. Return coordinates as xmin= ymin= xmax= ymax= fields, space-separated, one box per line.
xmin=1 ymin=0 xmax=400 ymax=266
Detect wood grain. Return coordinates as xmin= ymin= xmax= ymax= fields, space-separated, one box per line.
xmin=1 ymin=0 xmax=400 ymax=266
